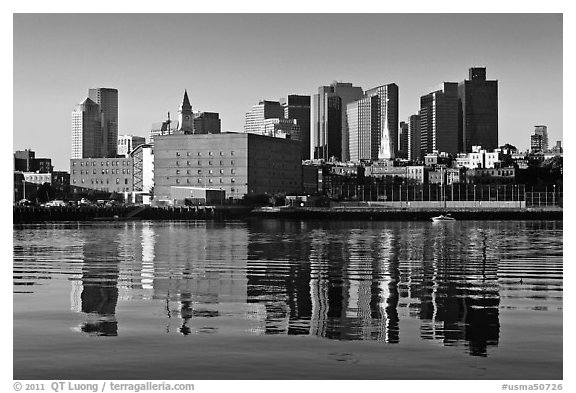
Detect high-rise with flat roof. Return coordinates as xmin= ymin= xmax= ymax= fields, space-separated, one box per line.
xmin=420 ymin=82 xmax=459 ymax=156
xmin=533 ymin=125 xmax=549 ymax=152
xmin=408 ymin=114 xmax=421 ymax=161
xmin=458 ymin=67 xmax=498 ymax=152
xmin=244 ymin=100 xmax=285 ymax=135
xmin=72 ymin=97 xmax=103 ymax=159
xmin=365 ymin=83 xmax=399 ymax=160
xmin=312 ymin=82 xmax=364 ymax=161
xmin=88 ymin=88 xmax=118 ymax=157
xmin=347 ymin=95 xmax=379 ymax=162
xmin=398 ymin=121 xmax=409 ymax=159
xmin=282 ymin=95 xmax=311 ymax=160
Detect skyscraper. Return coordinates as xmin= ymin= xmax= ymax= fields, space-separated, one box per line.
xmin=71 ymin=97 xmax=102 ymax=159
xmin=398 ymin=121 xmax=409 ymax=159
xmin=88 ymin=88 xmax=118 ymax=157
xmin=312 ymin=82 xmax=364 ymax=161
xmin=347 ymin=95 xmax=378 ymax=162
xmin=408 ymin=114 xmax=421 ymax=161
xmin=458 ymin=67 xmax=498 ymax=152
xmin=282 ymin=95 xmax=311 ymax=160
xmin=365 ymin=83 xmax=399 ymax=160
xmin=420 ymin=82 xmax=459 ymax=156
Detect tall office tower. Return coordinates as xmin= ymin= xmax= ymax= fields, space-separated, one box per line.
xmin=347 ymin=95 xmax=379 ymax=162
xmin=533 ymin=125 xmax=549 ymax=152
xmin=408 ymin=114 xmax=421 ymax=161
xmin=312 ymin=82 xmax=364 ymax=161
xmin=365 ymin=83 xmax=399 ymax=160
xmin=398 ymin=121 xmax=409 ymax=159
xmin=458 ymin=67 xmax=498 ymax=152
xmin=346 ymin=83 xmax=399 ymax=161
xmin=72 ymin=97 xmax=102 ymax=159
xmin=244 ymin=100 xmax=284 ymax=135
xmin=193 ymin=112 xmax=221 ymax=134
xmin=176 ymin=90 xmax=194 ymax=134
xmin=88 ymin=88 xmax=118 ymax=157
xmin=420 ymin=82 xmax=459 ymax=156
xmin=281 ymin=95 xmax=311 ymax=160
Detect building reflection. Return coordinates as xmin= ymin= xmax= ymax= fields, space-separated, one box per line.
xmin=149 ymin=221 xmax=259 ymax=336
xmin=245 ymin=220 xmax=501 ymax=357
xmin=66 ymin=220 xmax=502 ymax=356
xmin=74 ymin=224 xmax=122 ymax=336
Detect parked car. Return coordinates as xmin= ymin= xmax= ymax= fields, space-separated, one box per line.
xmin=15 ymin=199 xmax=31 ymax=206
xmin=45 ymin=200 xmax=66 ymax=207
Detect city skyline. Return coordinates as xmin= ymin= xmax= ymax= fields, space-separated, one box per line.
xmin=13 ymin=13 xmax=562 ymax=170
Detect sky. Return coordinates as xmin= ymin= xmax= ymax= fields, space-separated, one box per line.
xmin=13 ymin=13 xmax=563 ymax=171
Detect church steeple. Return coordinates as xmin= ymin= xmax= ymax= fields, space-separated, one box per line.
xmin=177 ymin=90 xmax=194 ymax=133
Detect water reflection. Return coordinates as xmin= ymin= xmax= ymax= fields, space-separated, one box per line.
xmin=13 ymin=220 xmax=563 ymax=358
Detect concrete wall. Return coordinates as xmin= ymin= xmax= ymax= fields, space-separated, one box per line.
xmin=361 ymin=201 xmax=526 ymax=209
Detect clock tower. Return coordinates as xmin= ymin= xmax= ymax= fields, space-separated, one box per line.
xmin=177 ymin=90 xmax=194 ymax=133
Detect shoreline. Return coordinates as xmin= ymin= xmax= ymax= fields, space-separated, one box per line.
xmin=13 ymin=205 xmax=562 ymax=223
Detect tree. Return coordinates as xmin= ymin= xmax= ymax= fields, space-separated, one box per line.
xmin=36 ymin=182 xmax=55 ymax=204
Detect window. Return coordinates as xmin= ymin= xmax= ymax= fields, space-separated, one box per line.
xmin=231 ymin=169 xmax=236 ymax=174
xmin=220 ymin=151 xmax=224 ymax=156
xmin=231 ymin=151 xmax=235 ymax=156
xmin=176 ymin=152 xmax=180 ymax=156
xmin=198 ymin=170 xmax=202 ymax=174
xmin=72 ymin=162 xmax=76 ymax=167
xmin=187 ymin=161 xmax=190 ymax=166
xmin=209 ymin=170 xmax=213 ymax=174
xmin=209 ymin=161 xmax=213 ymax=165
xmin=197 ymin=152 xmax=202 ymax=156
xmin=125 ymin=178 xmax=128 ymax=185
xmin=176 ymin=170 xmax=180 ymax=174
xmin=176 ymin=179 xmax=180 ymax=184
xmin=209 ymin=151 xmax=213 ymax=156
xmin=220 ymin=169 xmax=224 ymax=174
xmin=231 ymin=178 xmax=236 ymax=183
xmin=116 ymin=178 xmax=120 ymax=184
xmin=231 ymin=160 xmax=235 ymax=165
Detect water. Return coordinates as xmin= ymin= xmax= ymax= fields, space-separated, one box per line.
xmin=13 ymin=220 xmax=562 ymax=380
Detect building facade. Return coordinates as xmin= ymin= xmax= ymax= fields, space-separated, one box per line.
xmin=244 ymin=100 xmax=285 ymax=135
xmin=533 ymin=125 xmax=549 ymax=152
xmin=118 ymin=135 xmax=146 ymax=157
xmin=420 ymin=82 xmax=459 ymax=156
xmin=153 ymin=133 xmax=302 ymax=201
xmin=365 ymin=83 xmax=399 ymax=160
xmin=282 ymin=95 xmax=311 ymax=160
xmin=14 ymin=149 xmax=52 ymax=173
xmin=347 ymin=95 xmax=379 ymax=162
xmin=70 ymin=157 xmax=134 ymax=193
xmin=408 ymin=114 xmax=421 ymax=161
xmin=312 ymin=82 xmax=364 ymax=161
xmin=88 ymin=88 xmax=119 ymax=158
xmin=263 ymin=118 xmax=301 ymax=140
xmin=458 ymin=67 xmax=498 ymax=152
xmin=193 ymin=112 xmax=221 ymax=134
xmin=398 ymin=121 xmax=409 ymax=159
xmin=72 ymin=97 xmax=102 ymax=159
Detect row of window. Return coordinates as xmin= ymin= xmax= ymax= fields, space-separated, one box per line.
xmin=173 ymin=178 xmax=236 ymax=184
xmin=73 ymin=160 xmax=131 ymax=167
xmin=175 ymin=169 xmax=236 ymax=175
xmin=73 ymin=169 xmax=131 ymax=175
xmin=176 ymin=160 xmax=235 ymax=166
xmin=72 ymin=178 xmax=130 ymax=185
xmin=176 ymin=151 xmax=236 ymax=157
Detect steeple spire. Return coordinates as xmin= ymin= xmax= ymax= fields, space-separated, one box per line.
xmin=180 ymin=89 xmax=192 ymax=112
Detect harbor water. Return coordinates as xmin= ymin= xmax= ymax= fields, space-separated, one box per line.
xmin=13 ymin=219 xmax=562 ymax=380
